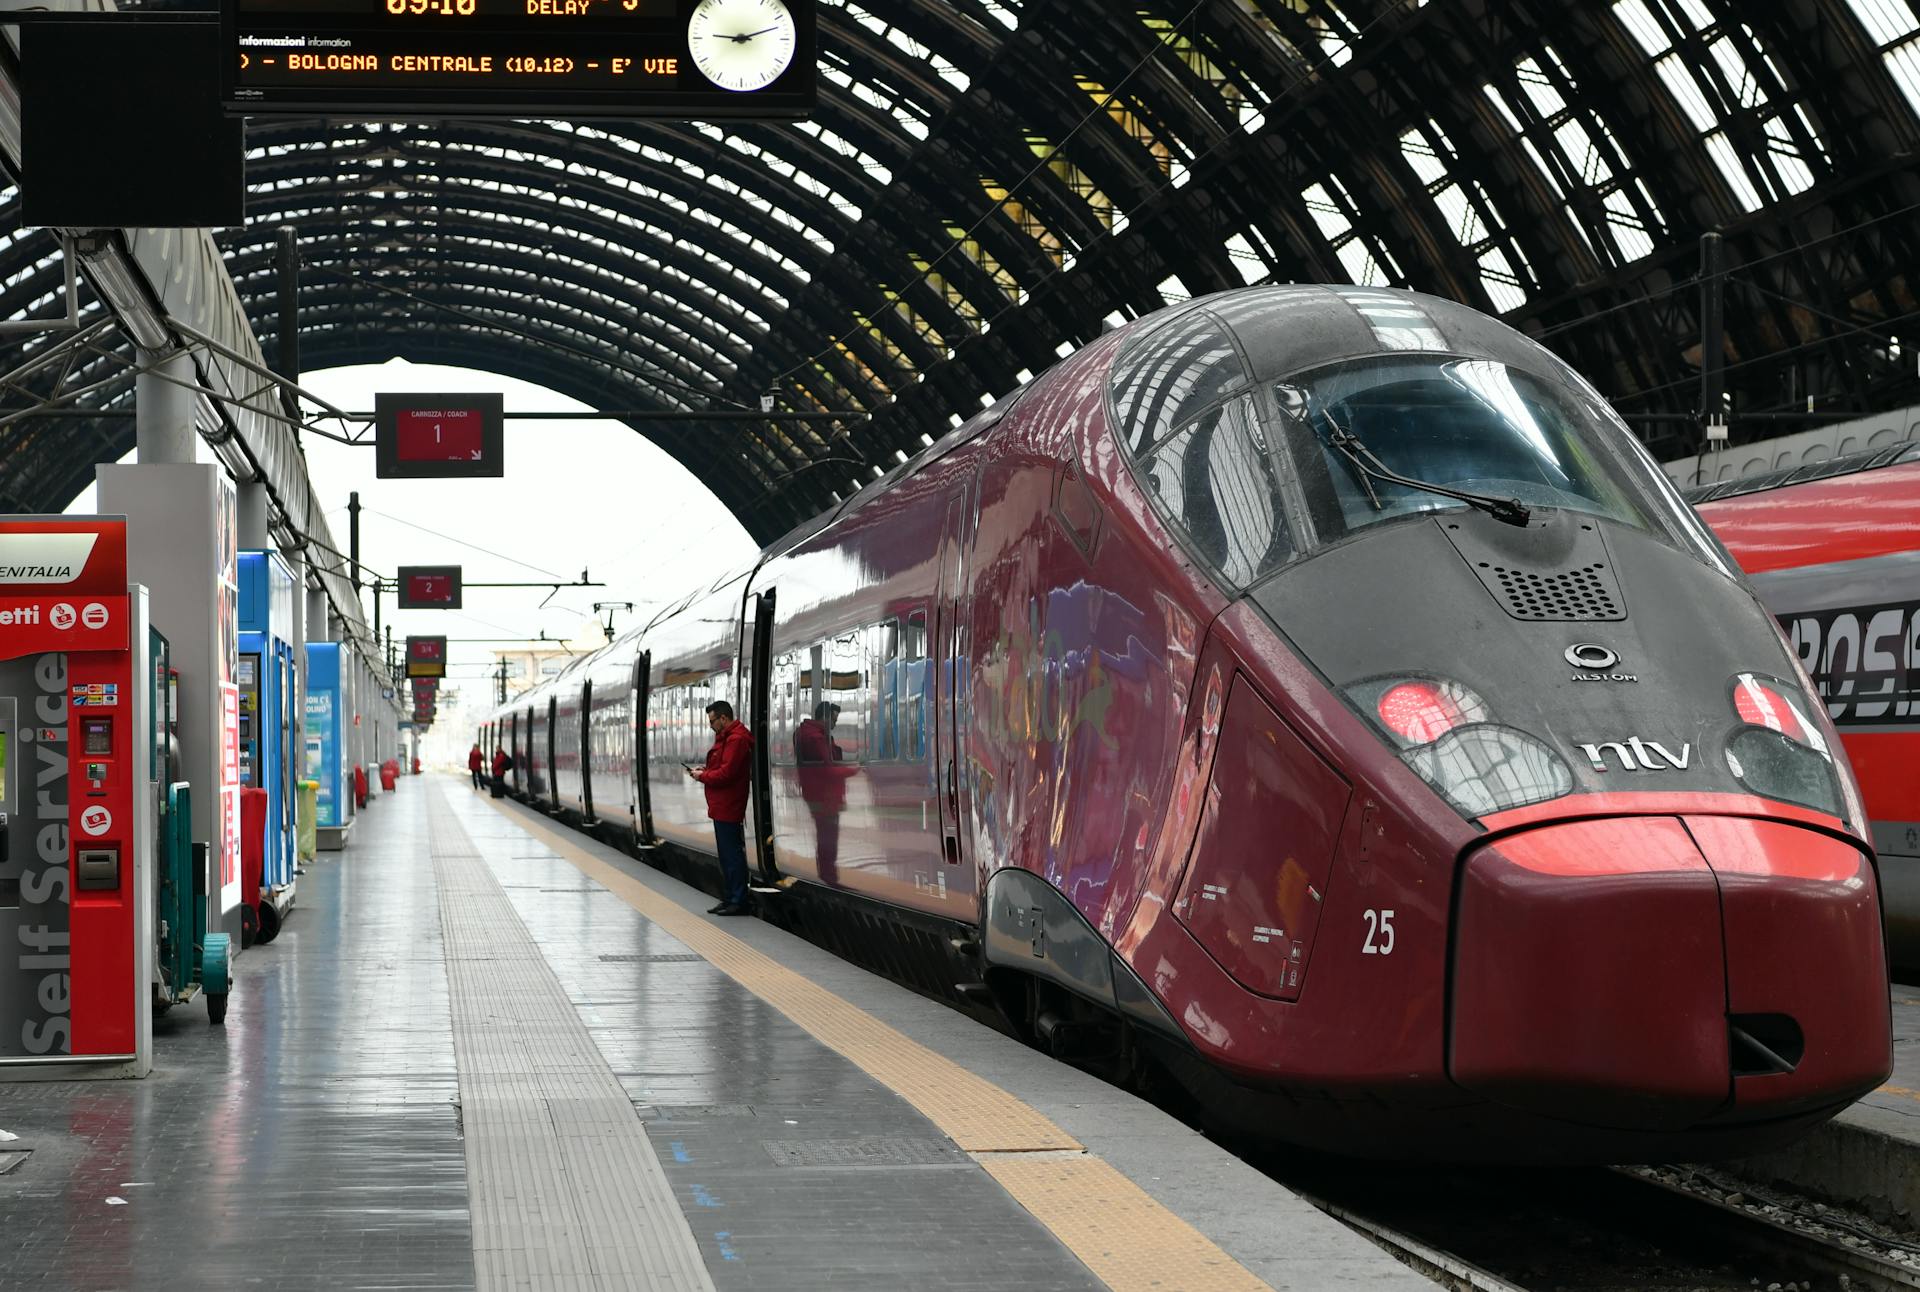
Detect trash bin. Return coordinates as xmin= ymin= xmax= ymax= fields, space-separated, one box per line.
xmin=297 ymin=780 xmax=318 ymax=862
xmin=240 ymin=787 xmax=268 ymax=947
xmin=379 ymin=763 xmax=397 ymax=792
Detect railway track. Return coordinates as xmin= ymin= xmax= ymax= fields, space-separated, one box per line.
xmin=1266 ymin=1158 xmax=1920 ymax=1292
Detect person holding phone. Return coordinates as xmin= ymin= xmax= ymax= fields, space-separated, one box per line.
xmin=687 ymin=699 xmax=755 ymax=915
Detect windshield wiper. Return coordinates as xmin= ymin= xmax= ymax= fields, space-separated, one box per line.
xmin=1318 ymin=407 xmax=1531 ymax=528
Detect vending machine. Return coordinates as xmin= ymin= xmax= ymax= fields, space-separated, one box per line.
xmin=238 ymin=551 xmax=297 ymax=934
xmin=0 ymin=517 xmax=166 ymax=1076
xmin=304 ymin=641 xmax=349 ymax=851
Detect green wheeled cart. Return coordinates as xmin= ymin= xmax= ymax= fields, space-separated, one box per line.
xmin=154 ymin=785 xmax=232 ymax=1024
xmin=148 ymin=628 xmax=230 ymax=1025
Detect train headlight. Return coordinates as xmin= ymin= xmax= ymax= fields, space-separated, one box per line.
xmin=1348 ymin=677 xmax=1573 ymax=818
xmin=1726 ymin=673 xmax=1845 ymax=819
xmin=1402 ymin=725 xmax=1574 ymax=818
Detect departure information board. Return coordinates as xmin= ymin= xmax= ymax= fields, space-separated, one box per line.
xmin=222 ymin=0 xmax=816 ymax=118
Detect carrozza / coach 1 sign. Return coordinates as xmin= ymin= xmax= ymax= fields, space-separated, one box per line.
xmin=375 ymin=394 xmax=505 ymax=480
xmin=221 ymin=0 xmax=817 ymax=119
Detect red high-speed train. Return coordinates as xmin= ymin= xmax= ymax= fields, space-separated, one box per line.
xmin=485 ymin=285 xmax=1891 ymax=1161
xmin=1691 ymin=443 xmax=1920 ymax=970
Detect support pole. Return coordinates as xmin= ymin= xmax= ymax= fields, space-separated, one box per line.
xmin=348 ymin=490 xmax=361 ymax=602
xmin=135 ymin=350 xmax=197 ymax=464
xmin=276 ymin=226 xmax=301 ymax=437
xmin=1699 ymin=232 xmax=1727 ymax=447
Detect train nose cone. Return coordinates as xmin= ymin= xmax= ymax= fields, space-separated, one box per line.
xmin=1449 ymin=815 xmax=1889 ymax=1134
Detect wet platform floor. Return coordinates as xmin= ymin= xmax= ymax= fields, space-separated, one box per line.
xmin=1 ymin=779 xmax=1440 ymax=1292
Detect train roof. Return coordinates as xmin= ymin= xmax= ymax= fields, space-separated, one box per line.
xmin=1115 ymin=284 xmax=1566 ymax=388
xmin=1682 ymin=441 xmax=1920 ymax=505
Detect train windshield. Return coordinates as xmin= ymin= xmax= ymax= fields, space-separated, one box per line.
xmin=1270 ymin=357 xmax=1692 ymax=546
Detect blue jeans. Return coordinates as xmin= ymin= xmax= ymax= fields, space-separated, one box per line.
xmin=712 ymin=819 xmax=749 ymax=905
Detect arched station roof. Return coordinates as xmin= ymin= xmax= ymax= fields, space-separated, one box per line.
xmin=2 ymin=0 xmax=1918 ymax=541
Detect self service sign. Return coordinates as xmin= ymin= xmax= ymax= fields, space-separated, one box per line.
xmin=0 ymin=517 xmax=154 ymax=1075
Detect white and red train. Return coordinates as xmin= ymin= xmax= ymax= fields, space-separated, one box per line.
xmin=1691 ymin=443 xmax=1920 ymax=969
xmin=485 ymin=285 xmax=1891 ymax=1161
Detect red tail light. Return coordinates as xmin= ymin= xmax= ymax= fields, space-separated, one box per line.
xmin=1732 ymin=675 xmax=1809 ymax=744
xmin=1377 ymin=680 xmax=1474 ymax=744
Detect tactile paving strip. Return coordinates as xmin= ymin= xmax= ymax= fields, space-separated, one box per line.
xmin=487 ymin=801 xmax=1075 ymax=1154
xmin=431 ymin=789 xmax=717 ymax=1292
xmin=977 ymin=1152 xmax=1276 ymax=1292
xmin=485 ymin=797 xmax=1280 ymax=1292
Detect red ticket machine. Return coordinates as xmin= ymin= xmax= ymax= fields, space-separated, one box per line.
xmin=0 ymin=517 xmax=153 ymax=1077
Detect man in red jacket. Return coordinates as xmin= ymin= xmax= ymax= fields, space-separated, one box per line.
xmin=688 ymin=699 xmax=755 ymax=915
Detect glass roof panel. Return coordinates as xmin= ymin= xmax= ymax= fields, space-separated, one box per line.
xmin=1843 ymin=0 xmax=1920 ymax=120
xmin=1397 ymin=121 xmax=1530 ymax=309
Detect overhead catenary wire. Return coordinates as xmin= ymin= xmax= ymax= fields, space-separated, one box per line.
xmin=1534 ymin=198 xmax=1920 ymax=344
xmin=360 ymin=506 xmax=570 ymax=581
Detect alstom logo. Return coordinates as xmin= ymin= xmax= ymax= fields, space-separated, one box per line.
xmin=1578 ymin=737 xmax=1693 ymax=773
xmin=0 ymin=533 xmax=98 ymax=585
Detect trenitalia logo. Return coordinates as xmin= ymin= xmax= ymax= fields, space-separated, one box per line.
xmin=0 ymin=533 xmax=98 ymax=584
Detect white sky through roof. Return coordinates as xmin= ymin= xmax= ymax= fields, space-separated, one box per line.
xmin=68 ymin=361 xmax=759 ymax=717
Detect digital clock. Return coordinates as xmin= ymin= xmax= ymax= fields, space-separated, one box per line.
xmin=386 ymin=0 xmax=478 ymax=16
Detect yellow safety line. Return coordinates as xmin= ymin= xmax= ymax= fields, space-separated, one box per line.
xmin=482 ymin=798 xmax=1277 ymax=1292
xmin=1877 ymin=1084 xmax=1920 ymax=1104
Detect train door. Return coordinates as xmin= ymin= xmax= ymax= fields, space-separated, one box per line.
xmin=633 ymin=650 xmax=654 ymax=840
xmin=743 ymin=589 xmax=778 ymax=881
xmin=545 ymin=696 xmax=557 ymax=809
xmin=934 ymin=483 xmax=974 ymax=874
xmin=580 ymin=679 xmax=594 ymax=822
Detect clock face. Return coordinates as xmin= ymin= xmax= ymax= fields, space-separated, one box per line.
xmin=688 ymin=0 xmax=797 ymax=94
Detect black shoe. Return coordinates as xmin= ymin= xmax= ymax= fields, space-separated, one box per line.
xmin=714 ymin=902 xmax=750 ymax=917
xmin=707 ymin=901 xmax=730 ymax=914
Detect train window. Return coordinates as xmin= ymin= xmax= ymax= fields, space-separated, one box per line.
xmin=1268 ymin=356 xmax=1713 ymax=556
xmin=1137 ymin=395 xmax=1294 ymax=589
xmin=771 ymin=652 xmax=799 ymax=766
xmin=1110 ymin=308 xmax=1250 ymax=457
xmin=872 ymin=620 xmax=900 ymax=761
xmin=902 ymin=611 xmax=929 ymax=762
xmin=829 ymin=632 xmax=867 ymax=762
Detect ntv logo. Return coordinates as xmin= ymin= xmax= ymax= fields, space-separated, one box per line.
xmin=1577 ymin=737 xmax=1693 ymax=773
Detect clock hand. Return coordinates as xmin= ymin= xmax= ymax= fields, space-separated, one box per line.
xmin=725 ymin=25 xmax=780 ymax=41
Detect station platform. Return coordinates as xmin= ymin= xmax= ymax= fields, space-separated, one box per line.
xmin=1727 ymin=983 xmax=1920 ymax=1227
xmin=0 ymin=779 xmax=1429 ymax=1291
